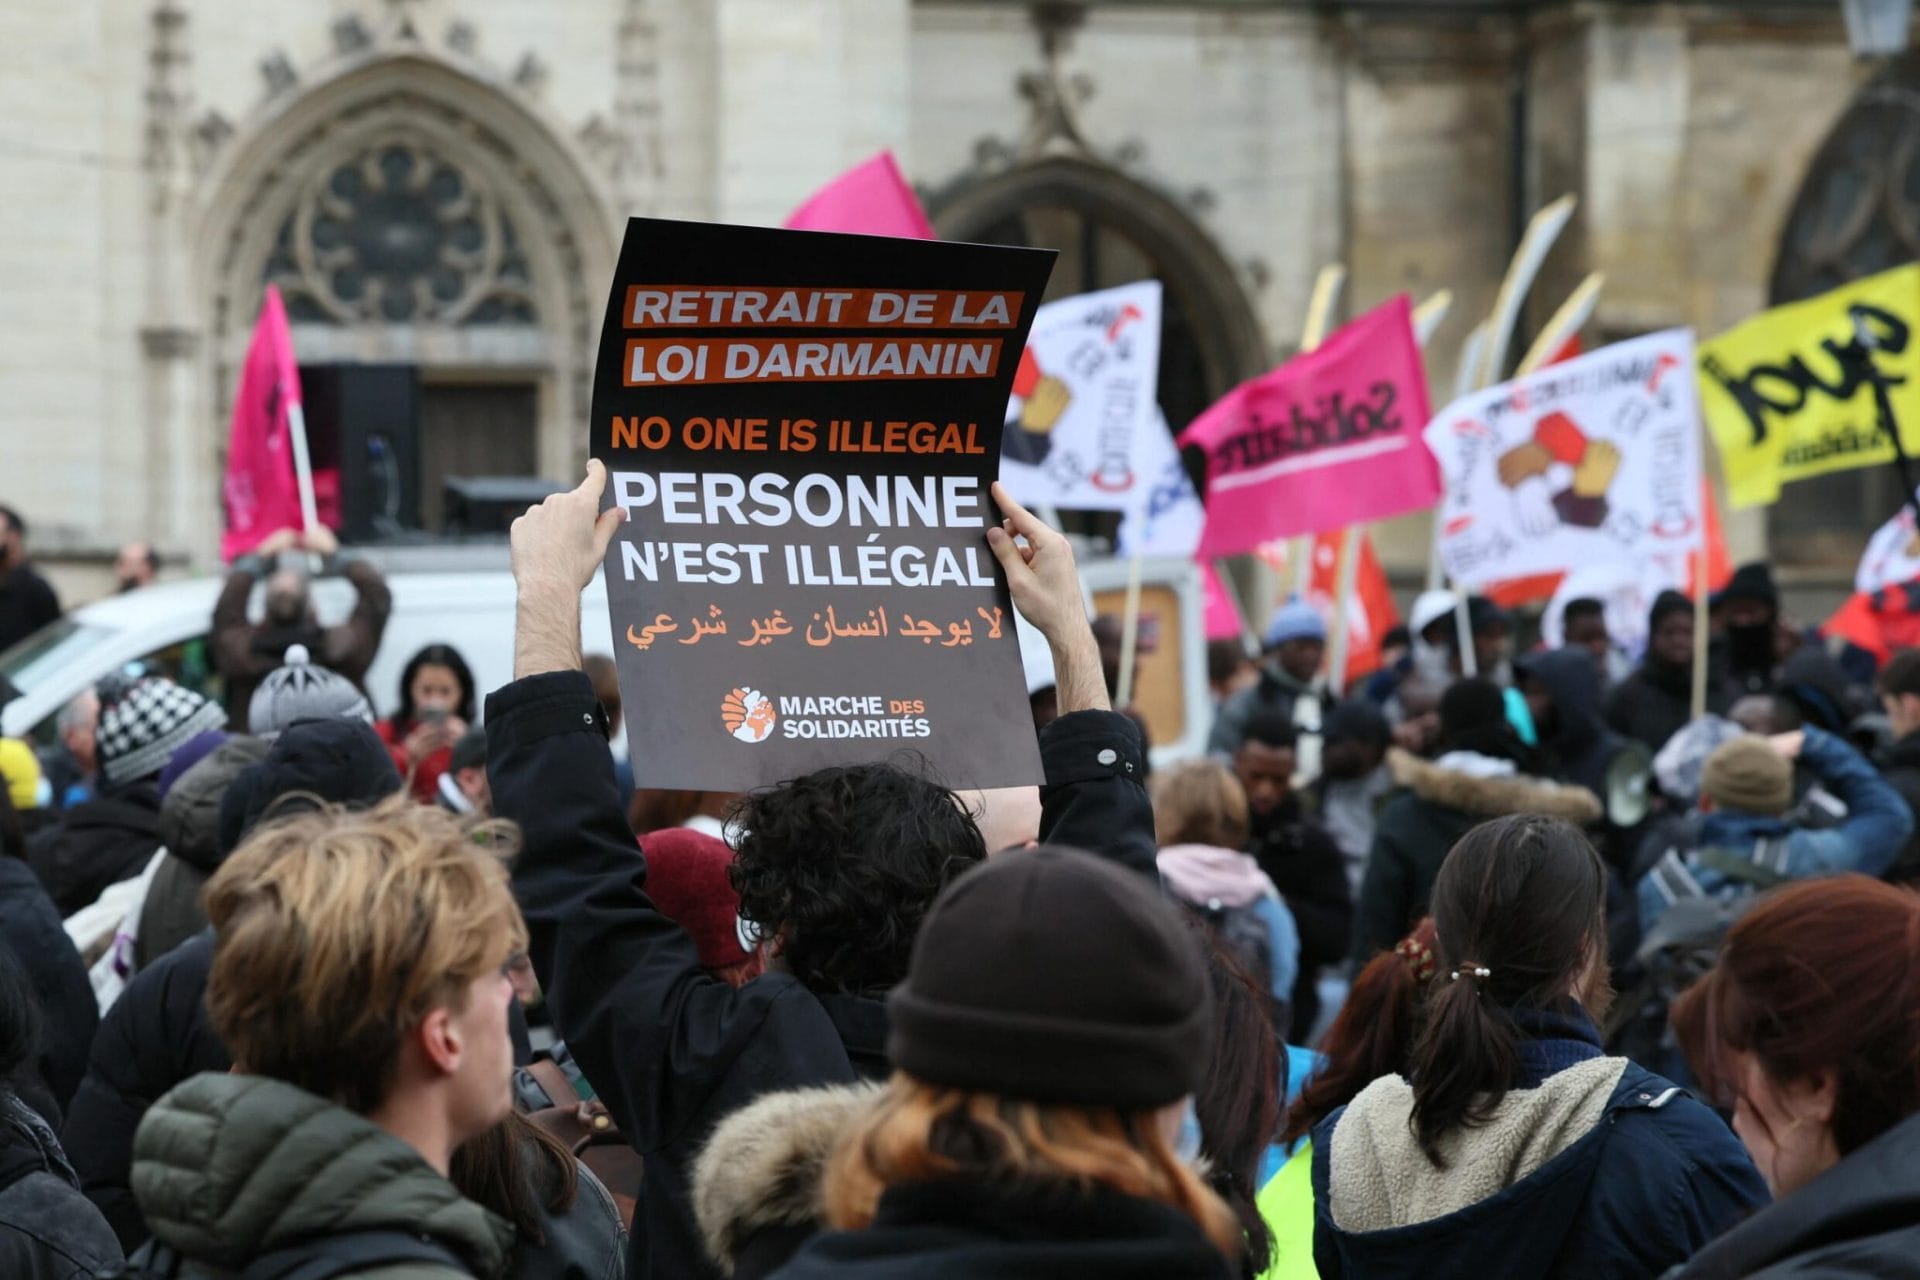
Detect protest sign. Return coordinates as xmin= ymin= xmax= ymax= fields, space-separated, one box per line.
xmin=1001 ymin=281 xmax=1164 ymax=512
xmin=1181 ymin=297 xmax=1437 ymax=558
xmin=591 ymin=219 xmax=1055 ymax=790
xmin=1698 ymin=263 xmax=1920 ymax=508
xmin=1427 ymin=329 xmax=1703 ymax=591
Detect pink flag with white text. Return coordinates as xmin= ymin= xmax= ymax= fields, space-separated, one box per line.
xmin=1181 ymin=296 xmax=1437 ymax=559
xmin=784 ymin=151 xmax=936 ymax=240
xmin=220 ymin=287 xmax=307 ymax=563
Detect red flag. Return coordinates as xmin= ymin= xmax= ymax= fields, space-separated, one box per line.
xmin=1182 ymin=297 xmax=1437 ymax=557
xmin=1304 ymin=532 xmax=1401 ymax=682
xmin=783 ymin=151 xmax=935 ymax=240
xmin=1689 ymin=481 xmax=1732 ymax=596
xmin=1824 ymin=584 xmax=1920 ymax=664
xmin=221 ymin=287 xmax=308 ymax=563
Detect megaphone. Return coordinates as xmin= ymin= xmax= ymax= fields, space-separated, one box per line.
xmin=1603 ymin=740 xmax=1655 ymax=829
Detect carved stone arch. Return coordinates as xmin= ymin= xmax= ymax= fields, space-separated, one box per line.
xmin=195 ymin=52 xmax=618 ymax=487
xmin=929 ymin=156 xmax=1267 ymax=432
xmin=1766 ymin=57 xmax=1920 ymax=561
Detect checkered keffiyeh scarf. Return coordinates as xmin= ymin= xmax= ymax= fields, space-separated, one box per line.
xmin=97 ymin=676 xmax=228 ymax=786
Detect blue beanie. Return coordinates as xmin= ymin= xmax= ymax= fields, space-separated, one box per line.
xmin=1263 ymin=598 xmax=1328 ymax=650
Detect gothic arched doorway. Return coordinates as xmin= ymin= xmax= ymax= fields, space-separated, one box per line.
xmin=197 ymin=53 xmax=615 ymax=538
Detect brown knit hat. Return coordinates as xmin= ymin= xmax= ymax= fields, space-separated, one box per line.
xmin=1701 ymin=736 xmax=1793 ymax=816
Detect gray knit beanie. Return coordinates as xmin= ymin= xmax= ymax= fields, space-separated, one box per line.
xmin=247 ymin=644 xmax=374 ymax=740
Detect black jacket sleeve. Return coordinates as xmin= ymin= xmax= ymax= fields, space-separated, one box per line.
xmin=1035 ymin=710 xmax=1157 ymax=879
xmin=485 ymin=673 xmax=853 ymax=1158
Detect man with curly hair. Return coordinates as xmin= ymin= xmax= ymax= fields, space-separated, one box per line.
xmin=487 ymin=462 xmax=1155 ymax=1280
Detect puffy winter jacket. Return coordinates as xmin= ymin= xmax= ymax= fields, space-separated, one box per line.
xmin=1351 ymin=750 xmax=1602 ymax=965
xmin=133 ymin=1073 xmax=511 ymax=1278
xmin=132 ymin=737 xmax=269 ymax=970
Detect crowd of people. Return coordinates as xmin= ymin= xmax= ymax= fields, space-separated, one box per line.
xmin=0 ymin=473 xmax=1917 ymax=1277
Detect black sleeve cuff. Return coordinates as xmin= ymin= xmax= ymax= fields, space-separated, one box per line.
xmin=485 ymin=671 xmax=612 ymax=748
xmin=1039 ymin=709 xmax=1145 ymax=788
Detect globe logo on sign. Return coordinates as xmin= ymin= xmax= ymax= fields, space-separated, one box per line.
xmin=721 ymin=688 xmax=777 ymax=744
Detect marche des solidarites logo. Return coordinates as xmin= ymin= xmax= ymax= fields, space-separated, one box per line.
xmin=721 ymin=687 xmax=778 ymax=744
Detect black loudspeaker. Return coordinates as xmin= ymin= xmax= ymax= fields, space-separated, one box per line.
xmin=300 ymin=363 xmax=421 ymax=542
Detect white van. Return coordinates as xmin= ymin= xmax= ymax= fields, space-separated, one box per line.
xmin=1 ymin=546 xmax=1208 ymax=766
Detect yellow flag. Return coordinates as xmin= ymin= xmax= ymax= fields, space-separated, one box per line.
xmin=1697 ymin=262 xmax=1920 ymax=508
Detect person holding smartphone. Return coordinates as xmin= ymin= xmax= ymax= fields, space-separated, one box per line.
xmin=376 ymin=643 xmax=476 ymax=804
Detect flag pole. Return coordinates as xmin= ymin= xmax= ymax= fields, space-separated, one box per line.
xmin=1331 ymin=291 xmax=1455 ymax=694
xmin=1691 ymin=533 xmax=1711 ymax=721
xmin=1278 ymin=266 xmax=1347 ymax=610
xmin=1442 ymin=196 xmax=1580 ymax=669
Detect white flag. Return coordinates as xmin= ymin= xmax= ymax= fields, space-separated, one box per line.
xmin=1426 ymin=329 xmax=1703 ymax=590
xmin=1116 ymin=409 xmax=1204 ymax=557
xmin=1001 ymin=281 xmax=1163 ymax=512
xmin=1856 ymin=496 xmax=1920 ymax=594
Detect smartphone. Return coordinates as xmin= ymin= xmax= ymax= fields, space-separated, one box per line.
xmin=420 ymin=707 xmax=449 ymax=726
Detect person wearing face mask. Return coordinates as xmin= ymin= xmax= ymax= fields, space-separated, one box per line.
xmin=1209 ymin=599 xmax=1335 ymax=774
xmin=210 ymin=524 xmax=391 ymax=727
xmin=376 ymin=644 xmax=477 ymax=805
xmin=1667 ymin=875 xmax=1920 ymax=1278
xmin=1712 ymin=563 xmax=1784 ymax=702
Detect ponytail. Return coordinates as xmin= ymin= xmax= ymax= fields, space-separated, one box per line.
xmin=1406 ymin=967 xmax=1519 ymax=1166
xmin=1401 ymin=814 xmax=1608 ymax=1168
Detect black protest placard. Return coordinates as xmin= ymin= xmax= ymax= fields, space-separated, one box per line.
xmin=590 ymin=218 xmax=1056 ymax=791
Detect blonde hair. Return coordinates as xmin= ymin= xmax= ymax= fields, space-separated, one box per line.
xmin=1150 ymin=758 xmax=1251 ymax=850
xmin=203 ymin=794 xmax=528 ymax=1114
xmin=823 ymin=1073 xmax=1243 ymax=1259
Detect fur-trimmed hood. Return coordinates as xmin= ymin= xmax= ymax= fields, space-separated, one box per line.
xmin=1386 ymin=748 xmax=1601 ymax=825
xmin=692 ymin=1082 xmax=885 ymax=1276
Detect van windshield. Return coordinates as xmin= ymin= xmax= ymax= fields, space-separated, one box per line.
xmin=0 ymin=618 xmax=111 ymax=695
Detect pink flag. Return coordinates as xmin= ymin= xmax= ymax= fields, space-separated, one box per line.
xmin=784 ymin=151 xmax=936 ymax=240
xmin=1181 ymin=296 xmax=1437 ymax=559
xmin=1201 ymin=562 xmax=1245 ymax=642
xmin=220 ymin=287 xmax=307 ymax=563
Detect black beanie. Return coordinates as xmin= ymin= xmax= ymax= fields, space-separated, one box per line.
xmin=218 ymin=717 xmax=404 ymax=856
xmin=887 ymin=845 xmax=1211 ymax=1110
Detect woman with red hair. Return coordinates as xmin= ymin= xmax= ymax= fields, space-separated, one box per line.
xmin=1670 ymin=874 xmax=1920 ymax=1277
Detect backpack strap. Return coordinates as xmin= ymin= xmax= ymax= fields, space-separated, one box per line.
xmin=1694 ymin=840 xmax=1790 ymax=890
xmin=239 ymin=1229 xmax=470 ymax=1280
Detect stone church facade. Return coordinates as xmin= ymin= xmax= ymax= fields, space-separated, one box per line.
xmin=0 ymin=0 xmax=1899 ymax=597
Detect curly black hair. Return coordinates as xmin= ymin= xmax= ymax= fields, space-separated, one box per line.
xmin=729 ymin=762 xmax=986 ymax=996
